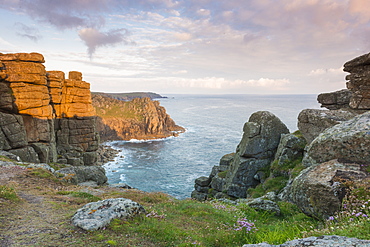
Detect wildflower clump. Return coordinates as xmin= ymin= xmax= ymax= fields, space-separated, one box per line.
xmin=234 ymin=218 xmax=258 ymax=233
xmin=320 ymin=183 xmax=370 ymax=239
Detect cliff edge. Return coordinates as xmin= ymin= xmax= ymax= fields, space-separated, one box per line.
xmin=0 ymin=52 xmax=98 ymax=166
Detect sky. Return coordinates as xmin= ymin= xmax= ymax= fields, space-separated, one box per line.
xmin=0 ymin=0 xmax=369 ymax=95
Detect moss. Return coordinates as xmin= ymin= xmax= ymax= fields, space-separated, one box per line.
xmin=218 ymin=171 xmax=228 ymax=178
xmin=292 ymin=130 xmax=303 ymax=139
xmin=0 ymin=185 xmax=19 ymax=201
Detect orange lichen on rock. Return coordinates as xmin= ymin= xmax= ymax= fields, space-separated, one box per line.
xmin=0 ymin=53 xmax=95 ymax=119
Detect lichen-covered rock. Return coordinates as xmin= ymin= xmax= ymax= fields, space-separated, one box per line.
xmin=245 ymin=198 xmax=281 ymax=215
xmin=71 ymin=198 xmax=146 ymax=231
xmin=223 ymin=111 xmax=289 ymax=198
xmin=317 ymin=89 xmax=352 ymax=110
xmin=237 ymin=111 xmax=289 ymax=159
xmin=297 ymin=109 xmax=357 ymax=144
xmin=344 ymin=51 xmax=370 ymax=110
xmin=56 ymin=166 xmax=107 ymax=185
xmin=274 ymin=133 xmax=306 ymax=166
xmin=242 ymin=235 xmax=370 ymax=247
xmin=302 ymin=111 xmax=370 ymax=167
xmin=289 ymin=159 xmax=369 ymax=220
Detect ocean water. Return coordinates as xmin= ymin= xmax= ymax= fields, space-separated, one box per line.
xmin=103 ymin=94 xmax=320 ymax=199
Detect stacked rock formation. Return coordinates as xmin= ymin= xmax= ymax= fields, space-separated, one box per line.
xmin=0 ymin=52 xmax=98 ymax=166
xmin=192 ymin=111 xmax=290 ymax=200
xmin=344 ymin=52 xmax=370 ymax=110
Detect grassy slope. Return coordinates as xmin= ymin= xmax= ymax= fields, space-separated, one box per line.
xmin=1 ymin=158 xmax=369 ymax=246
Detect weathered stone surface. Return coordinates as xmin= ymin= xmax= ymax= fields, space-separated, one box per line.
xmin=0 ymin=112 xmax=27 ymax=149
xmin=191 ymin=190 xmax=208 ymax=201
xmin=71 ymin=198 xmax=146 ymax=231
xmin=245 ymin=198 xmax=281 ymax=215
xmin=0 ymin=52 xmax=100 ymax=168
xmin=317 ymin=89 xmax=352 ymax=110
xmin=223 ymin=111 xmax=289 ymax=198
xmin=0 ymin=52 xmax=45 ymax=63
xmin=344 ymin=52 xmax=370 ymax=110
xmin=56 ymin=166 xmax=107 ymax=185
xmin=302 ymin=111 xmax=370 ymax=167
xmin=31 ymin=143 xmax=57 ymax=163
xmin=0 ymin=81 xmax=14 ymax=111
xmin=238 ymin=111 xmax=289 ymax=159
xmin=242 ymin=235 xmax=370 ymax=247
xmin=8 ymin=146 xmax=40 ymax=163
xmin=195 ymin=176 xmax=211 ymax=187
xmin=274 ymin=133 xmax=306 ymax=166
xmin=298 ymin=109 xmax=357 ymax=144
xmin=289 ymin=160 xmax=369 ymax=220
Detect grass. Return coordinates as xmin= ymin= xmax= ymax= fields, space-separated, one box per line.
xmin=1 ymin=161 xmax=369 ymax=246
xmin=56 ymin=191 xmax=102 ymax=203
xmin=0 ymin=185 xmax=19 ymax=201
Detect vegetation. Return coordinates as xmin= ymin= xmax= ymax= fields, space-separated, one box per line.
xmin=0 ymin=160 xmax=369 ymax=246
xmin=0 ymin=185 xmax=19 ymax=201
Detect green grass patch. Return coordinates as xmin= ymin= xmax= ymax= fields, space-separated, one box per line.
xmin=0 ymin=185 xmax=19 ymax=201
xmin=217 ymin=171 xmax=228 ymax=178
xmin=56 ymin=191 xmax=101 ymax=203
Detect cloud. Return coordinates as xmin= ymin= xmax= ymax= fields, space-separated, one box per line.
xmin=168 ymin=77 xmax=290 ymax=90
xmin=78 ymin=28 xmax=135 ymax=58
xmin=309 ymin=67 xmax=344 ymax=76
xmin=15 ymin=22 xmax=42 ymax=42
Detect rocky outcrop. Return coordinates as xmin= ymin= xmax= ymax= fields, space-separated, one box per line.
xmin=344 ymin=52 xmax=370 ymax=110
xmin=0 ymin=52 xmax=99 ymax=166
xmin=289 ymin=159 xmax=369 ymax=220
xmin=302 ymin=111 xmax=370 ymax=167
xmin=92 ymin=94 xmax=184 ymax=141
xmin=55 ymin=166 xmax=107 ymax=186
xmin=297 ymin=109 xmax=356 ymax=144
xmin=191 ymin=111 xmax=289 ymax=200
xmin=242 ymin=235 xmax=370 ymax=247
xmin=317 ymin=89 xmax=352 ymax=110
xmin=298 ymin=52 xmax=370 ymax=144
xmin=223 ymin=111 xmax=289 ymax=198
xmin=71 ymin=198 xmax=146 ymax=231
xmin=274 ymin=133 xmax=306 ymax=166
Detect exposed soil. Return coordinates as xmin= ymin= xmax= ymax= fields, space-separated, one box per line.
xmin=0 ymin=165 xmax=130 ymax=247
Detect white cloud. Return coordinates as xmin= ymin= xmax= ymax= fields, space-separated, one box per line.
xmin=309 ymin=67 xmax=344 ymax=76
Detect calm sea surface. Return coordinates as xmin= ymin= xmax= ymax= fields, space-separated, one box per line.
xmin=103 ymin=94 xmax=320 ymax=199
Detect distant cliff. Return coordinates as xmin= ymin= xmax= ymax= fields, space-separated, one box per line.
xmin=92 ymin=94 xmax=185 ymax=141
xmin=93 ymin=92 xmax=166 ymax=101
xmin=0 ymin=52 xmax=99 ymax=166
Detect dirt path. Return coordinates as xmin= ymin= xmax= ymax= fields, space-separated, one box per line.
xmin=0 ymin=166 xmax=79 ymax=246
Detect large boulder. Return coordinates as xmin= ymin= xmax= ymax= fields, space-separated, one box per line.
xmin=302 ymin=111 xmax=370 ymax=167
xmin=71 ymin=198 xmax=146 ymax=231
xmin=237 ymin=111 xmax=290 ymax=159
xmin=224 ymin=111 xmax=289 ymax=198
xmin=297 ymin=109 xmax=357 ymax=144
xmin=289 ymin=159 xmax=369 ymax=220
xmin=56 ymin=166 xmax=107 ymax=186
xmin=242 ymin=235 xmax=370 ymax=247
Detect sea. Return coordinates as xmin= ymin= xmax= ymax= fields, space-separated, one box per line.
xmin=103 ymin=94 xmax=320 ymax=199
